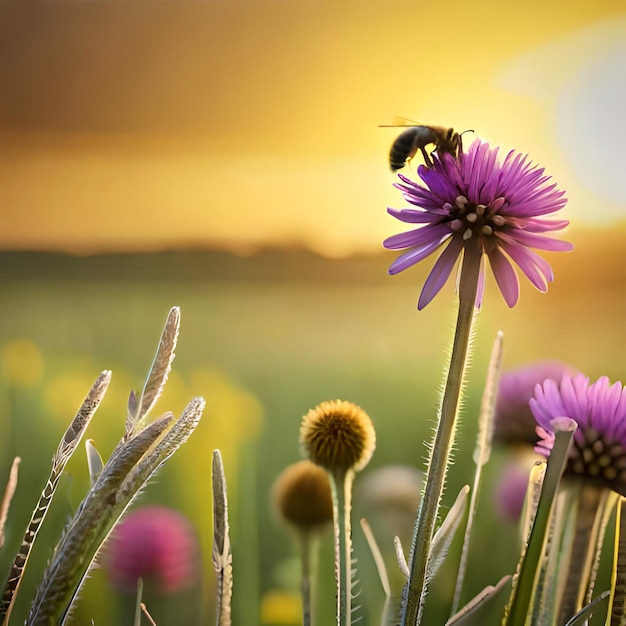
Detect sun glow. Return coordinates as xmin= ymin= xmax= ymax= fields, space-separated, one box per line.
xmin=1 ymin=1 xmax=624 ymax=255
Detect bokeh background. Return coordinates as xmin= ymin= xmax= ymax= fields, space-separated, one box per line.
xmin=0 ymin=0 xmax=625 ymax=623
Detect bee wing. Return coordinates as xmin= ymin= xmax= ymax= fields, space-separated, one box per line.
xmin=379 ymin=115 xmax=421 ymax=128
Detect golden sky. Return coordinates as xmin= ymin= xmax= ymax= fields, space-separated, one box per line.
xmin=1 ymin=0 xmax=625 ymax=256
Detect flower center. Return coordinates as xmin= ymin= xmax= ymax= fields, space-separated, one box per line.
xmin=445 ymin=195 xmax=506 ymax=241
xmin=569 ymin=429 xmax=626 ymax=496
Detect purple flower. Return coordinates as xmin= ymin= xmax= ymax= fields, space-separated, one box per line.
xmin=105 ymin=506 xmax=199 ymax=593
xmin=494 ymin=361 xmax=579 ymax=446
xmin=530 ymin=375 xmax=626 ymax=495
xmin=383 ymin=140 xmax=573 ymax=309
xmin=493 ymin=460 xmax=530 ymax=523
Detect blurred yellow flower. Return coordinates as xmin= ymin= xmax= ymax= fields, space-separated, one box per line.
xmin=44 ymin=372 xmax=101 ymax=422
xmin=0 ymin=339 xmax=43 ymax=387
xmin=260 ymin=589 xmax=301 ymax=625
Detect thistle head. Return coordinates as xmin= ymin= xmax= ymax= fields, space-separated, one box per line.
xmin=300 ymin=400 xmax=376 ymax=475
xmin=531 ymin=374 xmax=626 ymax=495
xmin=272 ymin=460 xmax=333 ymax=531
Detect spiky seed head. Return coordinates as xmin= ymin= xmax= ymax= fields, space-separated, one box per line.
xmin=272 ymin=460 xmax=333 ymax=529
xmin=300 ymin=400 xmax=376 ymax=474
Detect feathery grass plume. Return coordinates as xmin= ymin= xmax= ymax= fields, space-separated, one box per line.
xmin=126 ymin=306 xmax=180 ymax=437
xmin=212 ymin=449 xmax=233 ymax=626
xmin=0 ymin=457 xmax=20 ymax=550
xmin=0 ymin=370 xmax=111 ymax=626
xmin=300 ymin=400 xmax=375 ymax=626
xmin=273 ymin=460 xmax=333 ymax=626
xmin=27 ymin=411 xmax=176 ymax=625
xmin=24 ymin=308 xmax=204 ymax=625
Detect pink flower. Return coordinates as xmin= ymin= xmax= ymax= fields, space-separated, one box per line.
xmin=384 ymin=140 xmax=573 ymax=309
xmin=105 ymin=506 xmax=198 ymax=593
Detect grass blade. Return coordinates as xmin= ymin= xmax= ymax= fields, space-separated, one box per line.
xmin=0 ymin=370 xmax=111 ymax=626
xmin=213 ymin=449 xmax=233 ymax=626
xmin=446 ymin=575 xmax=511 ymax=625
xmin=360 ymin=518 xmax=391 ymax=596
xmin=0 ymin=457 xmax=20 ymax=550
xmin=609 ymin=497 xmax=626 ymax=625
xmin=85 ymin=439 xmax=104 ymax=487
xmin=395 ymin=536 xmax=410 ymax=579
xmin=564 ymin=590 xmax=610 ymax=626
xmin=429 ymin=486 xmax=470 ymax=580
xmin=504 ymin=418 xmax=577 ymax=626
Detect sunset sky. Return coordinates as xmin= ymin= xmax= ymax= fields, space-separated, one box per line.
xmin=1 ymin=0 xmax=625 ymax=256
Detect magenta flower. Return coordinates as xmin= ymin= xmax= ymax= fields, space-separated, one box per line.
xmin=530 ymin=375 xmax=626 ymax=495
xmin=383 ymin=140 xmax=573 ymax=309
xmin=105 ymin=506 xmax=199 ymax=593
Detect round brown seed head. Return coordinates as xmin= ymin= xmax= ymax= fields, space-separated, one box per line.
xmin=272 ymin=460 xmax=334 ymax=529
xmin=300 ymin=400 xmax=376 ymax=473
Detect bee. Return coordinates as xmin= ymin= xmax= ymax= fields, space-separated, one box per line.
xmin=387 ymin=125 xmax=461 ymax=171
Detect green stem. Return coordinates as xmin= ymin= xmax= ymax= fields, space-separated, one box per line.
xmin=401 ymin=246 xmax=481 ymax=626
xmin=299 ymin=531 xmax=317 ymax=626
xmin=557 ymin=482 xmax=610 ymax=624
xmin=330 ymin=469 xmax=354 ymax=626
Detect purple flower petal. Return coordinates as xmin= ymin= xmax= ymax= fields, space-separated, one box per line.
xmin=418 ymin=237 xmax=464 ymax=309
xmin=523 ymin=218 xmax=570 ymax=233
xmin=388 ymin=237 xmax=448 ymax=274
xmin=386 ymin=207 xmax=437 ymax=224
xmin=499 ymin=240 xmax=554 ymax=291
xmin=486 ymin=247 xmax=520 ymax=307
xmin=507 ymin=230 xmax=574 ymax=252
xmin=384 ymin=223 xmax=450 ymax=251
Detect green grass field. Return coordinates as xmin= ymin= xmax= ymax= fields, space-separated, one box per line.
xmin=0 ymin=245 xmax=623 ymax=624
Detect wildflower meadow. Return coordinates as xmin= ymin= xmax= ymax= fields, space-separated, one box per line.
xmin=1 ymin=129 xmax=626 ymax=626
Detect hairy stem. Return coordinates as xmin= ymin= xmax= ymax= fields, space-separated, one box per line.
xmin=401 ymin=246 xmax=480 ymax=626
xmin=330 ymin=469 xmax=355 ymax=626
